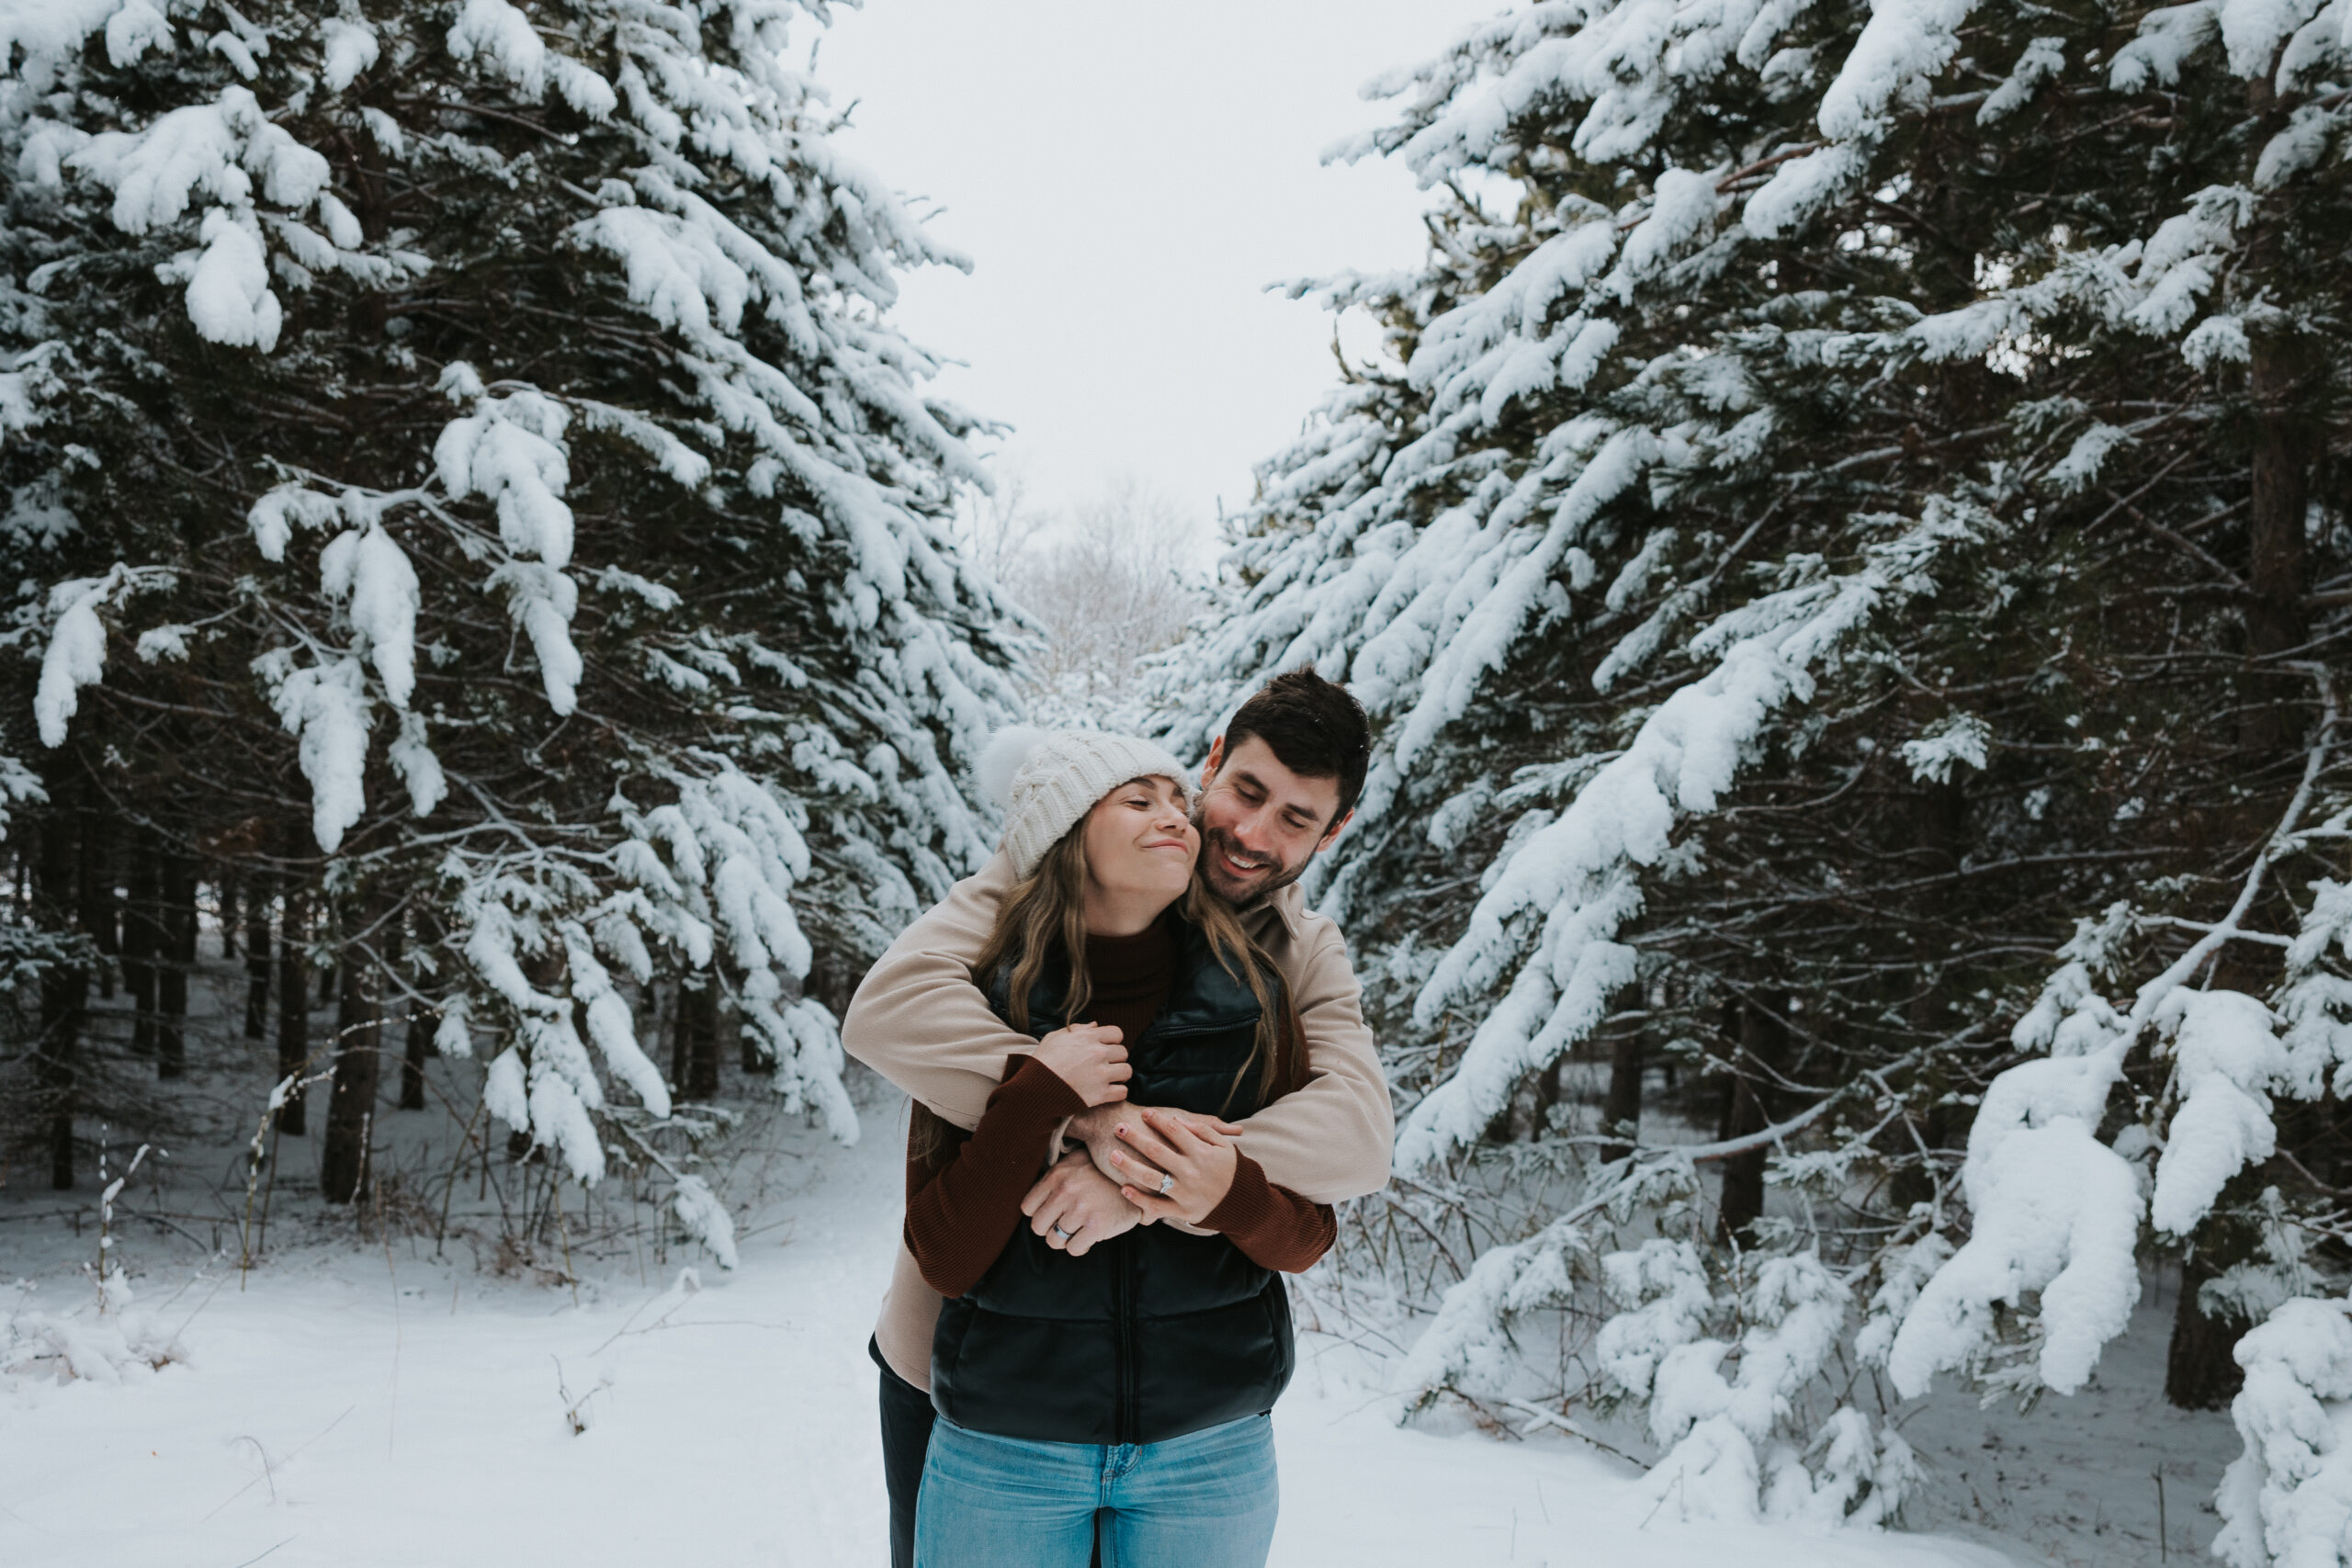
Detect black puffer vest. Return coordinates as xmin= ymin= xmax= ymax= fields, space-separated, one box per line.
xmin=929 ymin=915 xmax=1295 ymax=1445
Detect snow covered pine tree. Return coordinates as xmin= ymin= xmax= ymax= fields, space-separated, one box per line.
xmin=1156 ymin=0 xmax=2352 ymax=1547
xmin=2 ymin=1 xmax=1020 ymax=1247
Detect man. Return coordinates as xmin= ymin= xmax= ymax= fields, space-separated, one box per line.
xmin=842 ymin=670 xmax=1392 ymax=1568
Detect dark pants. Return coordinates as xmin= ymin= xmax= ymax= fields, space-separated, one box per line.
xmin=873 ymin=1337 xmax=934 ymax=1568
xmin=874 ymin=1335 xmax=1105 ymax=1568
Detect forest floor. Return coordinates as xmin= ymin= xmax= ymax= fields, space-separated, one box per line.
xmin=0 ymin=948 xmax=2240 ymax=1568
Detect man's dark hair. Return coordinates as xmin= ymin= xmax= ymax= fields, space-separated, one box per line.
xmin=1223 ymin=668 xmax=1372 ymax=827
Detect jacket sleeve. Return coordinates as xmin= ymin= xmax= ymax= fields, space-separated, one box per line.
xmin=1202 ymin=1153 xmax=1337 ymax=1273
xmin=841 ymin=850 xmax=1031 ymax=1133
xmin=1230 ymin=913 xmax=1395 ymax=1204
xmin=903 ymin=1056 xmax=1088 ymax=1299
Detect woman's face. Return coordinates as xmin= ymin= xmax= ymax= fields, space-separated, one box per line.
xmin=1080 ymin=774 xmax=1198 ymax=920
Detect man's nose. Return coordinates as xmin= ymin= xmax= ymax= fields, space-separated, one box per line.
xmin=1228 ymin=806 xmax=1275 ymax=852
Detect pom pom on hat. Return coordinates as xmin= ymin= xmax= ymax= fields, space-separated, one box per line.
xmin=977 ymin=724 xmax=1050 ymax=808
xmin=978 ymin=726 xmax=1195 ymax=876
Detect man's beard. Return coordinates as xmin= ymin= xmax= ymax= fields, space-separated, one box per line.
xmin=1197 ymin=824 xmax=1306 ymax=909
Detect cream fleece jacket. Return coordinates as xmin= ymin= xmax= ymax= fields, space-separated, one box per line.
xmin=842 ymin=848 xmax=1394 ymax=1388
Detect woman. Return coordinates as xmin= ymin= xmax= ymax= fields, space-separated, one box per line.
xmin=903 ymin=728 xmax=1336 ymax=1568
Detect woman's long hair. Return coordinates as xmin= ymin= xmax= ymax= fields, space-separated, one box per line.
xmin=907 ymin=817 xmax=1306 ymax=1162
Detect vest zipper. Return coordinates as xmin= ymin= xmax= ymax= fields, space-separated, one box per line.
xmin=1116 ymin=1237 xmax=1138 ymax=1445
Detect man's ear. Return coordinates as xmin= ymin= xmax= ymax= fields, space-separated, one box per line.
xmin=1200 ymin=733 xmax=1227 ymax=786
xmin=1315 ymin=808 xmax=1354 ymax=854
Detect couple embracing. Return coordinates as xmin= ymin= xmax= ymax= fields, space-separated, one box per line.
xmin=842 ymin=671 xmax=1394 ymax=1568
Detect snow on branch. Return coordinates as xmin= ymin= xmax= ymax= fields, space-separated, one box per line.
xmin=2 ymin=0 xmax=1019 ymax=1205
xmin=2216 ymin=1296 xmax=2352 ymax=1568
xmin=1888 ymin=672 xmax=2342 ymax=1400
xmin=1396 ymin=498 xmax=1996 ymax=1171
xmin=34 ymin=565 xmax=177 ymax=748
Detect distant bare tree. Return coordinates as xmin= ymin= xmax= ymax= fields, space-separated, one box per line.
xmin=950 ymin=474 xmax=1051 ymax=588
xmin=965 ymin=478 xmax=1205 ymax=725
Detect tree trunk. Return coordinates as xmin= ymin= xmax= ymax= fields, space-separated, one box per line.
xmin=2241 ymin=340 xmax=2312 ymax=752
xmin=2174 ymin=297 xmax=2310 ymax=1382
xmin=399 ymin=1004 xmax=433 ymax=1111
xmin=35 ymin=814 xmax=86 ymax=1190
xmin=218 ymin=870 xmax=238 ymax=960
xmin=1532 ymin=1050 xmax=1568 ymax=1137
xmin=392 ymin=912 xmax=431 ymax=1111
xmin=690 ymin=981 xmax=722 ymax=1100
xmin=123 ymin=830 xmax=161 ymax=1056
xmin=277 ymin=886 xmax=311 ymax=1136
xmin=675 ymin=980 xmax=720 ymax=1101
xmin=2166 ymin=1250 xmax=2250 ymax=1409
xmin=1600 ymin=1032 xmax=1645 ymax=1162
xmin=1885 ymin=776 xmax=1968 ymax=1209
xmin=38 ymin=959 xmax=86 ymax=1189
xmin=669 ymin=978 xmax=689 ymax=1089
xmin=321 ymin=928 xmax=384 ymax=1203
xmin=243 ymin=874 xmax=272 ymax=1040
xmin=75 ymin=805 xmax=117 ymax=998
xmin=1716 ymin=995 xmax=1792 ymax=1246
xmin=155 ymin=849 xmax=195 ymax=1079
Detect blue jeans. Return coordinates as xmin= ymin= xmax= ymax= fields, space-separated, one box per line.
xmin=912 ymin=1413 xmax=1278 ymax=1568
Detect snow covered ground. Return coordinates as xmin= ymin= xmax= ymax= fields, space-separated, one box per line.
xmin=1892 ymin=1282 xmax=2242 ymax=1565
xmin=0 ymin=1056 xmax=2230 ymax=1568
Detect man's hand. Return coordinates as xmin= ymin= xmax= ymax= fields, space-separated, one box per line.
xmin=1114 ymin=1106 xmax=1240 ymax=1227
xmin=1031 ymin=1021 xmax=1130 ymax=1107
xmin=1019 ymin=1150 xmax=1143 ymax=1256
xmin=1069 ymin=1102 xmax=1242 ymax=1192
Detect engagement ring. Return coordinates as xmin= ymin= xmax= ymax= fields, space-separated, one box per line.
xmin=1157 ymin=1172 xmax=1175 ymax=1196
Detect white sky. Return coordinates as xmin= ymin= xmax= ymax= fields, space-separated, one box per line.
xmin=813 ymin=0 xmax=1498 ymax=544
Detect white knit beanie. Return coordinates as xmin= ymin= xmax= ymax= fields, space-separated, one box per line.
xmin=978 ymin=726 xmax=1195 ymax=877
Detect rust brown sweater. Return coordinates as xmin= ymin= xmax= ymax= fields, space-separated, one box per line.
xmin=903 ymin=918 xmax=1338 ymax=1298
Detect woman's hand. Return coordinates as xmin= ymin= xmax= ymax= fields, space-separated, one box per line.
xmin=1113 ymin=1106 xmax=1238 ymax=1226
xmin=1030 ymin=1021 xmax=1130 ymax=1107
xmin=1019 ymin=1150 xmax=1143 ymax=1256
xmin=1067 ymin=1102 xmax=1242 ymax=1191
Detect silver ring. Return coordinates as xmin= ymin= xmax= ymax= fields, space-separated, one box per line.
xmin=1052 ymin=1224 xmax=1073 ymax=1240
xmin=1157 ymin=1172 xmax=1175 ymax=1197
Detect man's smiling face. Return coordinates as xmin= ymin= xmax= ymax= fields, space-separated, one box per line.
xmin=1193 ymin=734 xmax=1351 ymax=906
